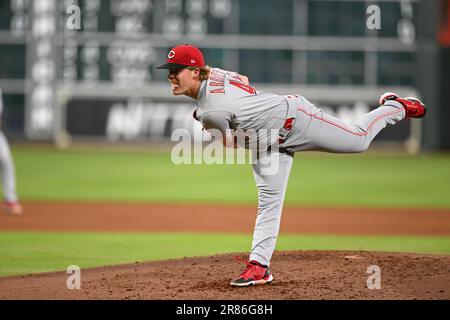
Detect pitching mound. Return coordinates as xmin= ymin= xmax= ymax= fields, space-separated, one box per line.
xmin=1 ymin=250 xmax=449 ymax=300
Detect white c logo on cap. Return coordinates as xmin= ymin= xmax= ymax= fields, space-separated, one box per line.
xmin=168 ymin=50 xmax=175 ymax=59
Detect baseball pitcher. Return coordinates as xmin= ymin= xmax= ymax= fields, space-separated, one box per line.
xmin=157 ymin=44 xmax=426 ymax=287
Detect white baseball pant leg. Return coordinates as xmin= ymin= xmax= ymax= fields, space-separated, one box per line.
xmin=284 ymin=97 xmax=406 ymax=153
xmin=0 ymin=131 xmax=19 ymax=203
xmin=249 ymin=98 xmax=406 ymax=266
xmin=249 ymin=150 xmax=294 ymax=266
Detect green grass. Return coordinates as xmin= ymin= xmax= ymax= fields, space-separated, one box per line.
xmin=3 ymin=148 xmax=449 ymax=277
xmin=1 ymin=231 xmax=450 ymax=276
xmin=11 ymin=147 xmax=450 ymax=208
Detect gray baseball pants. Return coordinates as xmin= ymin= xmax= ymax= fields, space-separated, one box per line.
xmin=249 ymin=96 xmax=406 ymax=266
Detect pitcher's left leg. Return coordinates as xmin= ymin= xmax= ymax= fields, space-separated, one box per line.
xmin=290 ymin=99 xmax=406 ymax=153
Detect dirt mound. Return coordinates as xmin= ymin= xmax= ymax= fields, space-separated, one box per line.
xmin=1 ymin=251 xmax=449 ymax=300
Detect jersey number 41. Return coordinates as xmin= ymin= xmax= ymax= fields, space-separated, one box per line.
xmin=229 ymin=80 xmax=256 ymax=95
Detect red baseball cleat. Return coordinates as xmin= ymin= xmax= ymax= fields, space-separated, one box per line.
xmin=379 ymin=92 xmax=427 ymax=118
xmin=230 ymin=260 xmax=273 ymax=287
xmin=3 ymin=202 xmax=23 ymax=216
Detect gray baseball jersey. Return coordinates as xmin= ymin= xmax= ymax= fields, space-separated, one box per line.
xmin=194 ymin=68 xmax=288 ymax=149
xmin=194 ymin=68 xmax=406 ymax=266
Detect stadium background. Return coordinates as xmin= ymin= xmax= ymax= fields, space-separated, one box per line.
xmin=0 ymin=0 xmax=450 ymax=299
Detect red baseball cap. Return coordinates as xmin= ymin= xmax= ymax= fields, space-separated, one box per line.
xmin=157 ymin=44 xmax=205 ymax=69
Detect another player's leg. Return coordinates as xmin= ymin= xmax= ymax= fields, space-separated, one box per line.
xmin=0 ymin=131 xmax=22 ymax=215
xmin=230 ymin=150 xmax=293 ymax=287
xmin=284 ymin=93 xmax=426 ymax=153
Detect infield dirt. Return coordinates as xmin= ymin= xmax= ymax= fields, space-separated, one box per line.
xmin=1 ymin=202 xmax=450 ymax=299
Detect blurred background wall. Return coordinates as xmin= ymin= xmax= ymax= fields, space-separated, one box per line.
xmin=0 ymin=0 xmax=448 ymax=151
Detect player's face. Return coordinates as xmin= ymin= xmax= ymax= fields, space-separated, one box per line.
xmin=167 ymin=68 xmax=200 ymax=98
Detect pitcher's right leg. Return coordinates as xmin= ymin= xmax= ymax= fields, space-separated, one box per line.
xmin=249 ymin=150 xmax=294 ymax=266
xmin=231 ymin=150 xmax=293 ymax=287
